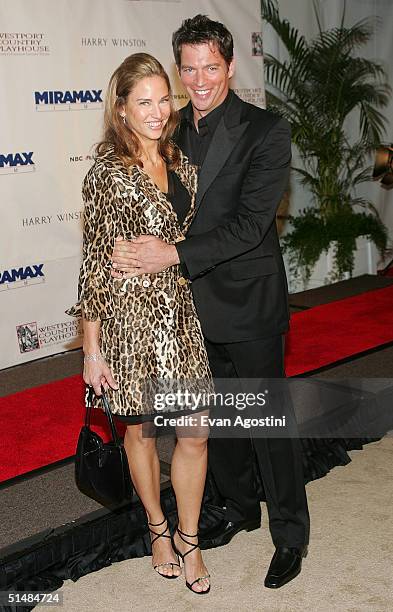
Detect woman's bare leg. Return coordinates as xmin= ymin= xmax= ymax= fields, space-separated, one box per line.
xmin=172 ymin=414 xmax=210 ymax=592
xmin=123 ymin=423 xmax=181 ymax=577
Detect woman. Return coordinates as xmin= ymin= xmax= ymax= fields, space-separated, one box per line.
xmin=67 ymin=53 xmax=211 ymax=595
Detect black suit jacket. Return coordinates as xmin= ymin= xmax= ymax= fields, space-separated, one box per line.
xmin=175 ymin=91 xmax=290 ymax=343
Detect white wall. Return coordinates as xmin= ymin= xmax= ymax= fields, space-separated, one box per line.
xmin=0 ymin=0 xmax=265 ymax=368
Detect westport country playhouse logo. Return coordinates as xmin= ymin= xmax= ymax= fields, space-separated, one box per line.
xmin=16 ymin=322 xmax=40 ymax=353
xmin=16 ymin=320 xmax=82 ymax=353
xmin=34 ymin=89 xmax=103 ymax=112
xmin=0 ymin=151 xmax=35 ymax=175
xmin=0 ymin=32 xmax=50 ymax=55
xmin=0 ymin=264 xmax=45 ymax=291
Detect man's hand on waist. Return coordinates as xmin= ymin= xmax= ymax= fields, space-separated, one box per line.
xmin=110 ymin=235 xmax=180 ymax=278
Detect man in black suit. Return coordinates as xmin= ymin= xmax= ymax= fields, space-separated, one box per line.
xmin=111 ymin=15 xmax=310 ymax=588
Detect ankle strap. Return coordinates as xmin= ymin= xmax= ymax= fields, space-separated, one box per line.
xmin=176 ymin=527 xmax=200 ymax=557
xmin=148 ymin=517 xmax=166 ymax=527
xmin=177 ymin=527 xmax=198 ymax=539
xmin=148 ymin=517 xmax=171 ymax=545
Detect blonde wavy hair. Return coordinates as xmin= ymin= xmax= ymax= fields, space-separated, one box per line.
xmin=96 ymin=53 xmax=180 ymax=169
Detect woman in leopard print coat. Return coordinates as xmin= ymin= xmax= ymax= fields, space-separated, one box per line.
xmin=67 ymin=54 xmax=212 ymax=593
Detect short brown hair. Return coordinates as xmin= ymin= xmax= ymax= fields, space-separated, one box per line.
xmin=97 ymin=53 xmax=180 ymax=168
xmin=172 ymin=14 xmax=234 ymax=68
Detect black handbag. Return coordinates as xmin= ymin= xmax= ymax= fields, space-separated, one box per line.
xmin=75 ymin=386 xmax=133 ymax=508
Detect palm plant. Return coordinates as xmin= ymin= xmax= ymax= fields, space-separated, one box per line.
xmin=261 ymin=0 xmax=390 ymax=283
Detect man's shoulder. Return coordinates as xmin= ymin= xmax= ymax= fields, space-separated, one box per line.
xmin=235 ymin=94 xmax=289 ymax=132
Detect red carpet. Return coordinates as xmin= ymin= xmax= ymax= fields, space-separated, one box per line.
xmin=285 ymin=284 xmax=393 ymax=376
xmin=1 ymin=285 xmax=393 ymax=484
xmin=0 ymin=376 xmax=126 ymax=483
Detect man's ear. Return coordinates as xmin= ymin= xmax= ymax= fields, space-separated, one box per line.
xmin=228 ymin=57 xmax=236 ymax=79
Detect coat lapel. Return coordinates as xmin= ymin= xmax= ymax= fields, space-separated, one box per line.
xmin=100 ymin=144 xmax=198 ymax=237
xmin=178 ymin=93 xmax=250 ymax=214
xmin=172 ymin=149 xmax=198 ymax=234
xmin=130 ymin=164 xmax=180 ymax=227
xmin=128 ymin=149 xmax=199 ymax=237
xmin=195 ymin=116 xmax=249 ymax=211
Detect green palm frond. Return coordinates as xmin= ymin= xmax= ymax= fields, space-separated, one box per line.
xmin=264 ymin=56 xmax=295 ymax=96
xmin=359 ymin=98 xmax=390 ymax=143
xmin=262 ymin=0 xmax=389 ymax=181
xmin=351 ymin=167 xmax=373 ymax=185
xmin=262 ymin=0 xmax=390 ymax=279
xmin=312 ymin=18 xmax=375 ymax=55
xmin=261 ymin=0 xmax=309 ymax=61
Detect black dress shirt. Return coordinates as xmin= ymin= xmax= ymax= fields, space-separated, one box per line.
xmin=177 ymin=91 xmax=233 ymax=276
xmin=182 ymin=90 xmax=233 ymax=169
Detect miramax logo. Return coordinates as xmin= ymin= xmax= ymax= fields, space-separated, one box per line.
xmin=0 ymin=264 xmax=45 ymax=291
xmin=34 ymin=89 xmax=103 ymax=112
xmin=0 ymin=151 xmax=35 ymax=175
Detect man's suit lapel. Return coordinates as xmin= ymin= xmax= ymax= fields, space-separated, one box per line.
xmin=196 ymin=116 xmax=248 ymax=210
xmin=179 ymin=93 xmax=250 ymax=213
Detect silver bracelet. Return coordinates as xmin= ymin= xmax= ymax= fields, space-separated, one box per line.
xmin=84 ymin=353 xmax=102 ymax=362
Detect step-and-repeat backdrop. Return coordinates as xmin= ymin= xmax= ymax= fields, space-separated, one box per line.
xmin=0 ymin=0 xmax=265 ymax=369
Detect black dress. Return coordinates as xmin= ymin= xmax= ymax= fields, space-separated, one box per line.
xmin=115 ymin=170 xmax=192 ymax=426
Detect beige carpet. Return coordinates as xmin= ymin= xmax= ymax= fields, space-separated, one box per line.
xmin=46 ymin=437 xmax=393 ymax=612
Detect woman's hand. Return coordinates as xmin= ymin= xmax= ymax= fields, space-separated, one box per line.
xmin=83 ymin=356 xmax=119 ymax=396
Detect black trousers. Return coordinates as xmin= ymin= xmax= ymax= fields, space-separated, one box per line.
xmin=205 ymin=334 xmax=310 ymax=548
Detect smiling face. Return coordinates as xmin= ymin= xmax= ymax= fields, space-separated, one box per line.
xmin=120 ymin=75 xmax=171 ymax=146
xmin=178 ymin=42 xmax=234 ymax=119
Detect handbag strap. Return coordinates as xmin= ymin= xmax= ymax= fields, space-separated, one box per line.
xmin=85 ymin=385 xmax=121 ymax=445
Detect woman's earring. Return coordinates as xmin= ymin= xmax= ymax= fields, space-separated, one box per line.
xmin=121 ymin=114 xmax=126 ymax=125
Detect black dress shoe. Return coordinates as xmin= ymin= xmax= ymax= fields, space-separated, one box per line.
xmin=264 ymin=546 xmax=307 ymax=589
xmin=199 ymin=518 xmax=261 ymax=550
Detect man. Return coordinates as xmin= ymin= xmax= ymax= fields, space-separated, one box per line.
xmin=111 ymin=14 xmax=310 ymax=588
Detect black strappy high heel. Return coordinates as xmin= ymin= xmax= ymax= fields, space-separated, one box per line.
xmin=172 ymin=527 xmax=211 ymax=594
xmin=148 ymin=517 xmax=181 ymax=580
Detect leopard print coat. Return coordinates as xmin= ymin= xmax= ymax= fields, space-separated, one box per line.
xmin=67 ymin=144 xmax=212 ymax=417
